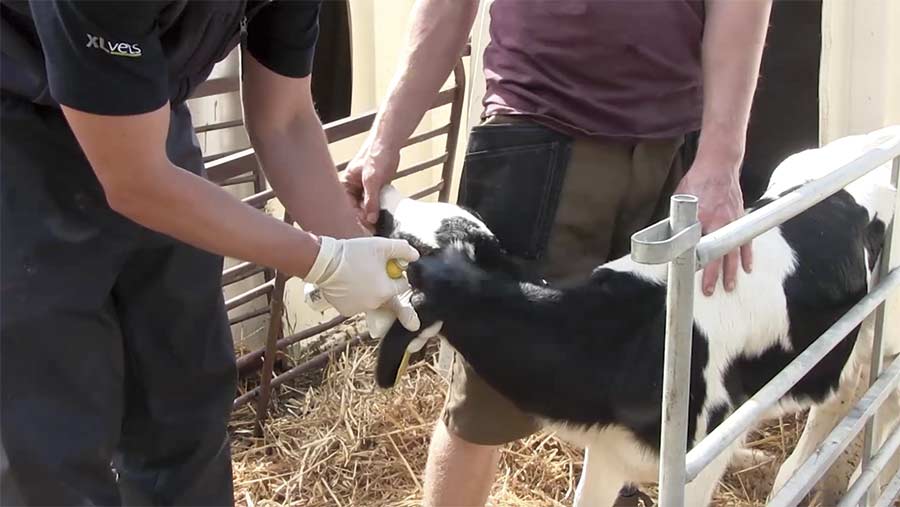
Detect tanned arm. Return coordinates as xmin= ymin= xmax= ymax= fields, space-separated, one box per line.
xmin=61 ymin=103 xmax=322 ymax=278
xmin=342 ymin=0 xmax=479 ymax=224
xmin=676 ymin=0 xmax=772 ymax=296
xmin=240 ymin=50 xmax=369 ymax=239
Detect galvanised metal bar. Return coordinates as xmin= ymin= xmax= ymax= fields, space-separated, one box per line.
xmin=695 ymin=136 xmax=900 ymax=269
xmin=873 ymin=470 xmax=900 ymax=507
xmin=628 ymin=136 xmax=900 ymax=502
xmin=838 ymin=419 xmax=900 ymax=507
xmin=685 ymin=267 xmax=900 ymax=481
xmin=861 ymin=155 xmax=900 ymax=507
xmin=631 ymin=218 xmax=702 ymax=265
xmin=767 ymin=353 xmax=900 ymax=507
xmin=654 ymin=195 xmax=699 ymax=507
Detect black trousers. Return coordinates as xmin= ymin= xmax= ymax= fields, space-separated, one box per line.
xmin=1 ymin=97 xmax=237 ymax=506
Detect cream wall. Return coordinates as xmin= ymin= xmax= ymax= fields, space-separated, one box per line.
xmin=820 ymin=0 xmax=900 ymax=143
xmin=820 ymin=0 xmax=900 ymax=329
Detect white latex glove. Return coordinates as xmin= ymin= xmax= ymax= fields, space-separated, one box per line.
xmin=305 ymin=236 xmax=421 ymax=332
xmin=366 ymin=288 xmax=418 ymax=339
xmin=367 ymin=286 xmax=444 ymax=360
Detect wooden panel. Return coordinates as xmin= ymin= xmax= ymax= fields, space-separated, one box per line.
xmin=222 ymin=261 xmax=266 ymax=286
xmin=334 ymin=124 xmax=451 ymax=173
xmin=203 ymin=148 xmax=251 ymax=164
xmin=235 ymin=316 xmax=348 ymax=372
xmin=403 ymin=124 xmax=451 ymax=148
xmin=431 ymin=88 xmax=455 ymax=109
xmin=217 ymin=173 xmax=258 ymax=187
xmin=394 ymin=154 xmax=448 ymax=180
xmin=195 ymin=118 xmax=244 ymax=134
xmin=191 ymin=76 xmax=240 ymax=99
xmin=229 ymin=306 xmax=270 ymax=326
xmin=225 ymin=280 xmax=275 ymax=311
xmin=242 ymin=188 xmax=276 ymax=209
xmin=440 ymin=60 xmax=468 ymax=202
xmin=205 ymin=149 xmax=257 ymax=185
xmin=204 ymin=89 xmax=458 ymax=183
xmin=411 ymin=181 xmax=444 ymax=200
xmin=324 ymin=112 xmax=376 ymax=143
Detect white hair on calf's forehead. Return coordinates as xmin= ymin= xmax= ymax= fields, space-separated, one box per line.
xmin=378 ymin=185 xmax=493 ymax=250
xmin=450 ymin=239 xmax=477 ymax=261
xmin=379 ymin=184 xmax=406 ymax=217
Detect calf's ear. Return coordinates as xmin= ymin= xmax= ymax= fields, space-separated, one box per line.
xmin=375 ymin=321 xmax=419 ymax=388
xmin=374 ymin=210 xmax=395 ymax=238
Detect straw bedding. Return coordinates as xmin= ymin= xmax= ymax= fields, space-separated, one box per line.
xmin=229 ymin=329 xmax=816 ymax=507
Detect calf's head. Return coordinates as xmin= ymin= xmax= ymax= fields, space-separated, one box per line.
xmin=374 ymin=246 xmax=489 ymax=388
xmin=372 ymin=185 xmax=524 ymax=388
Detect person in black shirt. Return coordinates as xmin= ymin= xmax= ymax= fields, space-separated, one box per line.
xmin=0 ymin=2 xmax=420 ymax=505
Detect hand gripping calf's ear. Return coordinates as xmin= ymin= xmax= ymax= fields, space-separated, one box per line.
xmin=302 ymin=259 xmax=409 ymax=316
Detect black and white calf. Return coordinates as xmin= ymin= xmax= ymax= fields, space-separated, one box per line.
xmin=374 ymin=126 xmax=900 ymax=507
xmin=372 ymin=184 xmax=544 ymax=378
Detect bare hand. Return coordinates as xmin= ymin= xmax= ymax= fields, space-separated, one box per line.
xmin=341 ymin=138 xmax=400 ymax=226
xmin=675 ymin=164 xmax=752 ymax=296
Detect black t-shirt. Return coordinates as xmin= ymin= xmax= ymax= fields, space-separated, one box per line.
xmin=20 ymin=0 xmax=321 ymax=116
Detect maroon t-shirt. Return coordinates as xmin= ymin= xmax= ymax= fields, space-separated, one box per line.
xmin=482 ymin=0 xmax=705 ymax=141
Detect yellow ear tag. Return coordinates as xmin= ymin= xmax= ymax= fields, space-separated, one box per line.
xmin=386 ymin=258 xmax=407 ymax=279
xmin=395 ymin=349 xmax=412 ymax=386
xmin=387 ymin=257 xmax=411 ymax=386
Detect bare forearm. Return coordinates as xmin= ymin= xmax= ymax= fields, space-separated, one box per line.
xmin=681 ymin=0 xmax=770 ymax=292
xmin=340 ymin=0 xmax=478 ymax=223
xmin=697 ymin=0 xmax=772 ymax=171
xmin=369 ymin=0 xmax=478 ymax=151
xmin=251 ymin=114 xmax=368 ymax=239
xmin=62 ymin=102 xmax=322 ymax=277
xmin=109 ymin=163 xmax=320 ymax=277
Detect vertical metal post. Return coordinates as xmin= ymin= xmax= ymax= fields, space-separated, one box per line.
xmin=861 ymin=155 xmax=900 ymax=506
xmin=254 ymin=272 xmax=288 ymax=437
xmin=657 ymin=195 xmax=699 ymax=507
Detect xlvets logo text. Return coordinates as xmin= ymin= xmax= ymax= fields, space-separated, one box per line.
xmin=86 ymin=34 xmax=142 ymax=58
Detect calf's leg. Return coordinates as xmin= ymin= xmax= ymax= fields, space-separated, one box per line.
xmin=573 ymin=446 xmax=629 ymax=507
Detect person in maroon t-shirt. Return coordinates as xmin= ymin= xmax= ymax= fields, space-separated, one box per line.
xmin=344 ymin=1 xmax=771 ymax=505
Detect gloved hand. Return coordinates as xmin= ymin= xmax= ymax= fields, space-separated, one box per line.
xmin=305 ymin=236 xmax=421 ymax=332
xmin=366 ymin=288 xmax=416 ymax=339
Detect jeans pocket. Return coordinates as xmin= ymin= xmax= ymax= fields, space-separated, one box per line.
xmin=458 ymin=123 xmax=571 ymax=260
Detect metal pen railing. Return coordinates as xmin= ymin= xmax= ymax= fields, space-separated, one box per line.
xmin=630 ymin=132 xmax=900 ymax=507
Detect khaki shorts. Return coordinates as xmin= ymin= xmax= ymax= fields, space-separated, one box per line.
xmin=444 ymin=115 xmax=692 ymax=445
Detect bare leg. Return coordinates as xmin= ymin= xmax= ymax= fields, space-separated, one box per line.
xmin=573 ymin=446 xmax=628 ymax=507
xmin=423 ymin=419 xmax=501 ymax=507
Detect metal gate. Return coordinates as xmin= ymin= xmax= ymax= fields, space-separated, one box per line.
xmin=630 ymin=132 xmax=900 ymax=507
